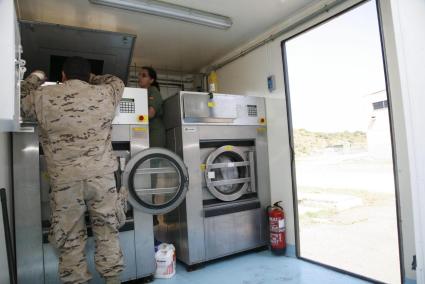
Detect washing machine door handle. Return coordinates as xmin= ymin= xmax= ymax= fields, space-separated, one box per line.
xmin=183 ymin=166 xmax=190 ymax=189
xmin=122 ymin=147 xmax=189 ymax=215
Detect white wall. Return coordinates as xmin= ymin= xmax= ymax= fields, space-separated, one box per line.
xmin=214 ymin=44 xmax=295 ymax=245
xmin=206 ymin=0 xmax=417 ymax=281
xmin=380 ymin=0 xmax=425 ymax=282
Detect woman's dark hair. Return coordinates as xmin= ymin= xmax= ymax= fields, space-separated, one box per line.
xmin=141 ymin=66 xmax=160 ymax=91
xmin=62 ymin=56 xmax=91 ymax=82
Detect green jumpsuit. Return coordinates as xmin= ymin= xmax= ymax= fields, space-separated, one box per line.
xmin=148 ymin=86 xmax=166 ymax=225
xmin=148 ymin=86 xmax=166 ymax=147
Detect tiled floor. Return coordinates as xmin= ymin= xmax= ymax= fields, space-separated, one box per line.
xmin=153 ymin=250 xmax=370 ymax=284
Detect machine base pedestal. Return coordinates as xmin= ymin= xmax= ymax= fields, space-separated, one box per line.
xmin=253 ymin=245 xmax=269 ymax=253
xmin=123 ymin=274 xmax=154 ymax=284
xmin=184 ymin=245 xmax=269 ymax=273
xmin=185 ymin=263 xmax=205 ymax=272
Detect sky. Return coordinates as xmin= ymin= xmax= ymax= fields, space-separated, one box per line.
xmin=285 ymin=0 xmax=387 ymax=133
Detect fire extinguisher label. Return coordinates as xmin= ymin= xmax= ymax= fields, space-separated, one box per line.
xmin=279 ymin=219 xmax=285 ymax=229
xmin=270 ymin=233 xmax=285 ymax=248
xmin=270 ymin=217 xmax=285 ymax=233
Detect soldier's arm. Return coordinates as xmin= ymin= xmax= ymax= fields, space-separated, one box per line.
xmin=90 ymin=74 xmax=125 ymax=107
xmin=148 ymin=88 xmax=163 ymax=119
xmin=20 ymin=71 xmax=46 ymax=120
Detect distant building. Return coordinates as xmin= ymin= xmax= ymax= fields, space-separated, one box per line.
xmin=365 ymin=90 xmax=392 ymax=159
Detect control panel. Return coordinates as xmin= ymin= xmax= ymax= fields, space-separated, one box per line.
xmin=180 ymin=92 xmax=266 ymax=126
xmin=247 ymin=105 xmax=258 ymax=117
xmin=119 ymin=98 xmax=136 ymax=113
xmin=112 ymin=87 xmax=148 ymax=125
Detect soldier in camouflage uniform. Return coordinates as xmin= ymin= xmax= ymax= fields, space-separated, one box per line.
xmin=20 ymin=57 xmax=126 ymax=284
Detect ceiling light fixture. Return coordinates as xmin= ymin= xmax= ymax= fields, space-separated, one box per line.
xmin=88 ymin=0 xmax=232 ymax=30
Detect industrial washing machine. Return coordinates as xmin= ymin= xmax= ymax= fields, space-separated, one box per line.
xmin=160 ymin=91 xmax=271 ymax=267
xmin=13 ymin=88 xmax=189 ymax=283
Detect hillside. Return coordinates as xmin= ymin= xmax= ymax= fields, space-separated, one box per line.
xmin=293 ymin=129 xmax=367 ymax=156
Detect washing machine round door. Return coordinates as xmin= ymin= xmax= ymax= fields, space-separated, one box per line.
xmin=205 ymin=145 xmax=251 ymax=202
xmin=123 ymin=147 xmax=189 ymax=215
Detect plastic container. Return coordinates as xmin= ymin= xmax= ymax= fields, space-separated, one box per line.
xmin=208 ymin=71 xmax=218 ymax=92
xmin=154 ymin=243 xmax=176 ymax=279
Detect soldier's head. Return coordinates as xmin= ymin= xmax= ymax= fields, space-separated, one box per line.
xmin=62 ymin=57 xmax=91 ymax=83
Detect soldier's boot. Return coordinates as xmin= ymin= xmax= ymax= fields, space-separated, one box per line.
xmin=105 ymin=276 xmax=121 ymax=284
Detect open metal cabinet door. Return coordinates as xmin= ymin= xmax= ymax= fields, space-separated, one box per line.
xmin=123 ymin=147 xmax=189 ymax=215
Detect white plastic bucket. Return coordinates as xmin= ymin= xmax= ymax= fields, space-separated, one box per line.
xmin=154 ymin=243 xmax=176 ymax=279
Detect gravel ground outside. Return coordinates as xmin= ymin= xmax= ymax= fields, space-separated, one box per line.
xmin=295 ymin=154 xmax=401 ymax=284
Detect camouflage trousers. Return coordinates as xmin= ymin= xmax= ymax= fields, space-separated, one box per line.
xmin=48 ymin=174 xmax=127 ymax=284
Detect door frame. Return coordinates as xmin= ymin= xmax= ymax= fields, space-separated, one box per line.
xmin=280 ymin=0 xmax=404 ymax=283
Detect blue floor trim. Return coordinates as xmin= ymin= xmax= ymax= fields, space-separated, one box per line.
xmin=153 ymin=250 xmax=369 ymax=284
xmin=285 ymin=244 xmax=296 ymax=257
xmin=405 ymin=277 xmax=416 ymax=284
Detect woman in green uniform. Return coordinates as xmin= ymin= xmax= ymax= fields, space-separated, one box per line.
xmin=138 ymin=67 xmax=165 ymax=229
xmin=138 ymin=66 xmax=166 ymax=148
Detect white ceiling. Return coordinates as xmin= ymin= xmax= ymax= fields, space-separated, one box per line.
xmin=16 ymin=0 xmax=315 ymax=72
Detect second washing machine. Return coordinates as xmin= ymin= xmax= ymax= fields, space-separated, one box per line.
xmin=160 ymin=91 xmax=271 ymax=267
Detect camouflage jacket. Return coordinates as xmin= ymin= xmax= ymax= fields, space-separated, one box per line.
xmin=21 ymin=74 xmax=125 ymax=185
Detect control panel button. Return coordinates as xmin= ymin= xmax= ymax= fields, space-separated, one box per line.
xmin=247 ymin=104 xmax=258 ymax=117
xmin=119 ymin=100 xmax=135 ymax=113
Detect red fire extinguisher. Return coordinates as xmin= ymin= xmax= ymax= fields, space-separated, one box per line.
xmin=267 ymin=201 xmax=286 ymax=255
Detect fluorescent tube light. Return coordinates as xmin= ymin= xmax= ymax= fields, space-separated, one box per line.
xmin=89 ymin=0 xmax=232 ymax=30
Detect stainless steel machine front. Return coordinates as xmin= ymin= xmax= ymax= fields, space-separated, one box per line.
xmin=160 ymin=91 xmax=271 ymax=266
xmin=13 ymin=87 xmax=189 ymax=283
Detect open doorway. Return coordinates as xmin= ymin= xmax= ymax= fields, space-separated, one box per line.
xmin=282 ymin=1 xmax=402 ymax=283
